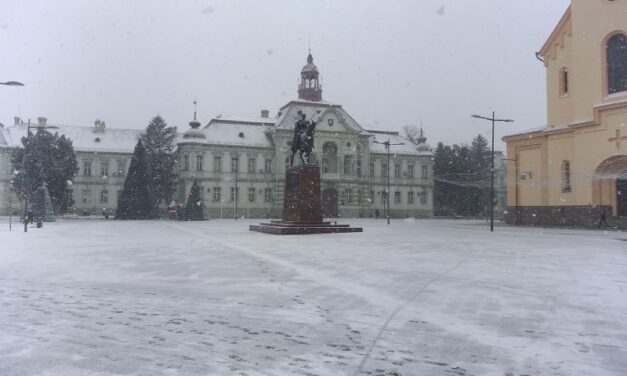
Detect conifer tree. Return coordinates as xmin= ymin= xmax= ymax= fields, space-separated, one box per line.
xmin=115 ymin=140 xmax=158 ymax=219
xmin=185 ymin=179 xmax=204 ymax=221
xmin=140 ymin=116 xmax=178 ymax=207
xmin=11 ymin=129 xmax=78 ymax=214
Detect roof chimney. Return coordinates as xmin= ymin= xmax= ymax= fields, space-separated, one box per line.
xmin=37 ymin=116 xmax=47 ymax=128
xmin=14 ymin=117 xmax=21 ymax=126
xmin=94 ymin=119 xmax=106 ymax=132
xmin=260 ymin=109 xmax=269 ymax=118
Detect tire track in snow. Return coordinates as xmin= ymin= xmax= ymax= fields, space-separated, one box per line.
xmin=166 ymin=223 xmax=402 ymax=309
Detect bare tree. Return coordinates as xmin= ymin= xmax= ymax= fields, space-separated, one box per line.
xmin=403 ymin=125 xmax=421 ymax=145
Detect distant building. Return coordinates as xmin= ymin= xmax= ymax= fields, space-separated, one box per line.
xmin=0 ymin=52 xmax=434 ymax=218
xmin=503 ymin=0 xmax=627 ymax=227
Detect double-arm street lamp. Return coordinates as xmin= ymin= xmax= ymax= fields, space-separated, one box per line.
xmin=373 ymin=139 xmax=404 ymax=225
xmin=471 ymin=112 xmax=514 ymax=232
xmin=0 ymin=81 xmax=25 ymax=86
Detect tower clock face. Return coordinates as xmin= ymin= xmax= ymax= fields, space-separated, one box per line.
xmin=328 ymin=119 xmax=334 ymax=127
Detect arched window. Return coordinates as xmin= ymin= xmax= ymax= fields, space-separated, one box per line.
xmin=561 ymin=160 xmax=572 ymax=193
xmin=607 ymin=33 xmax=627 ymax=94
xmin=560 ymin=67 xmax=569 ymax=96
xmin=322 ymin=142 xmax=338 ymax=173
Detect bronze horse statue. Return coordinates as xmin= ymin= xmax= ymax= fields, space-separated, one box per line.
xmin=289 ymin=112 xmax=318 ymax=167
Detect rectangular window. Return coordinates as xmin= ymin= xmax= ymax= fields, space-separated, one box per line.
xmin=370 ymin=190 xmax=375 ymax=203
xmin=407 ymin=164 xmax=415 ymax=178
xmin=101 ymin=160 xmax=109 ymax=177
xmin=357 ymin=189 xmax=362 ymax=204
xmin=394 ymin=191 xmax=401 ymax=204
xmin=248 ymin=187 xmax=256 ymax=202
xmin=264 ymin=159 xmax=272 ymax=174
xmin=420 ymin=191 xmax=427 ymax=205
xmin=231 ymin=157 xmax=239 ymax=172
xmin=213 ymin=187 xmax=221 ymax=202
xmin=247 ymin=158 xmax=256 ymax=173
xmin=116 ymin=159 xmax=126 ymax=176
xmin=183 ymin=155 xmax=189 ymax=171
xmin=346 ymin=189 xmax=353 ymax=204
xmin=356 ymin=158 xmax=362 ymax=177
xmin=343 ymin=155 xmax=353 ymax=176
xmin=264 ymin=188 xmax=273 ymax=203
xmin=83 ymin=161 xmax=92 ymax=176
xmin=100 ymin=189 xmax=108 ymax=204
xmin=82 ymin=189 xmax=91 ymax=203
xmin=408 ymin=191 xmax=414 ymax=204
xmin=196 ymin=155 xmax=203 ymax=171
xmin=381 ymin=163 xmax=388 ymax=179
xmin=214 ymin=156 xmax=222 ymax=172
xmin=394 ymin=164 xmax=401 ymax=178
xmin=422 ymin=165 xmax=429 ymax=179
xmin=230 ymin=187 xmax=239 ymax=202
xmin=381 ymin=191 xmax=387 ymax=204
xmin=370 ymin=162 xmax=375 ymax=178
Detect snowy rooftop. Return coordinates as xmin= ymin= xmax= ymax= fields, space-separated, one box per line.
xmin=181 ymin=120 xmax=274 ymax=148
xmin=273 ymin=99 xmax=366 ymax=134
xmin=0 ymin=122 xmax=144 ymax=154
xmin=368 ymin=130 xmax=432 ymax=156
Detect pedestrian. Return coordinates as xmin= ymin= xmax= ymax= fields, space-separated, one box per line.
xmin=375 ymin=209 xmax=380 ymax=220
xmin=598 ymin=207 xmax=608 ymax=228
xmin=27 ymin=208 xmax=34 ymax=224
xmin=102 ymin=208 xmax=109 ymax=220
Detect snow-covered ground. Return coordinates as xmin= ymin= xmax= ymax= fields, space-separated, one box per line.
xmin=1 ymin=218 xmax=626 ymax=376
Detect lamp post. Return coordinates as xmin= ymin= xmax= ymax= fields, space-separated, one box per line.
xmin=373 ymin=139 xmax=404 ymax=225
xmin=471 ymin=112 xmax=514 ymax=232
xmin=233 ymin=154 xmax=239 ymax=220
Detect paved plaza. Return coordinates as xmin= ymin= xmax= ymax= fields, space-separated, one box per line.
xmin=1 ymin=219 xmax=626 ymax=376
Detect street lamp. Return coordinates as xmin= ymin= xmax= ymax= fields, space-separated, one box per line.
xmin=471 ymin=112 xmax=514 ymax=232
xmin=373 ymin=139 xmax=404 ymax=225
xmin=0 ymin=81 xmax=25 ymax=86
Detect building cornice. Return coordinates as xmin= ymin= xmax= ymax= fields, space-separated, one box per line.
xmin=538 ymin=6 xmax=572 ymax=66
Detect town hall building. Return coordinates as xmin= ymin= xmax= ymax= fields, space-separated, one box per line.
xmin=1 ymin=53 xmax=434 ymax=219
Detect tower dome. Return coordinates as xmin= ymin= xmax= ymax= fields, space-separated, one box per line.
xmin=298 ymin=52 xmax=323 ymax=101
xmin=183 ymin=99 xmax=206 ymax=140
xmin=416 ymin=128 xmax=432 ymax=152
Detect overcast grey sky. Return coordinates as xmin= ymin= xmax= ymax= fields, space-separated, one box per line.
xmin=1 ymin=0 xmax=570 ymax=149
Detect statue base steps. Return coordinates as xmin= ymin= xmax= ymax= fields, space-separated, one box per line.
xmin=249 ymin=221 xmax=362 ymax=235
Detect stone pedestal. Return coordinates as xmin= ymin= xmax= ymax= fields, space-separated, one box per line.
xmin=250 ymin=165 xmax=362 ymax=235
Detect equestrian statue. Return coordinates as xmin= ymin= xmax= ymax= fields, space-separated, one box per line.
xmin=289 ymin=110 xmax=318 ymax=167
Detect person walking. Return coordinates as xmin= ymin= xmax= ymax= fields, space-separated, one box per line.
xmin=598 ymin=207 xmax=609 ymax=228
xmin=375 ymin=208 xmax=380 ymax=220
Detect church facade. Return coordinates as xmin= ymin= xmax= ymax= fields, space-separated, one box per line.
xmin=0 ymin=53 xmax=434 ymax=219
xmin=503 ymin=0 xmax=627 ymax=227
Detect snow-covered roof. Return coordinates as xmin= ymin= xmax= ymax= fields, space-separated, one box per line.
xmin=368 ymin=130 xmax=431 ymax=156
xmin=0 ymin=122 xmax=143 ymax=154
xmin=180 ymin=120 xmax=273 ymax=149
xmin=212 ymin=115 xmax=276 ymax=126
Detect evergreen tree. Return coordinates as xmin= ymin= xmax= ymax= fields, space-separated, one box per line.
xmin=140 ymin=116 xmax=178 ymax=208
xmin=185 ymin=179 xmax=204 ymax=221
xmin=115 ymin=140 xmax=159 ymax=219
xmin=11 ymin=129 xmax=79 ymax=214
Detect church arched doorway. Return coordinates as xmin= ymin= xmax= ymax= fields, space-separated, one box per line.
xmin=592 ymin=155 xmax=627 ymax=217
xmin=322 ymin=188 xmax=338 ymax=217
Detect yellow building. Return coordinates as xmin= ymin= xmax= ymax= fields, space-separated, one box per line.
xmin=503 ymin=0 xmax=627 ymax=228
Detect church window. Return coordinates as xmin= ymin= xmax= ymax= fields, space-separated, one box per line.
xmin=560 ymin=67 xmax=569 ymax=96
xmin=561 ymin=160 xmax=572 ymax=193
xmin=196 ymin=155 xmax=203 ymax=171
xmin=607 ymin=33 xmax=627 ymax=94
